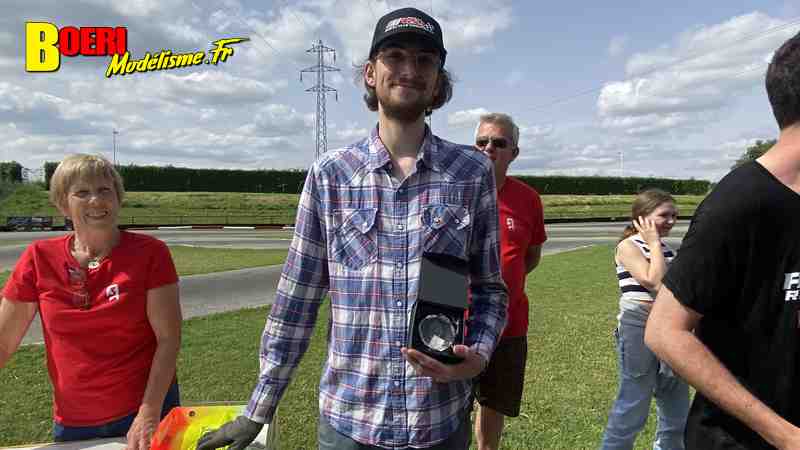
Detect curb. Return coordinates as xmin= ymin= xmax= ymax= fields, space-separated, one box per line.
xmin=126 ymin=224 xmax=289 ymax=231
xmin=543 ymin=215 xmax=693 ymax=224
xmin=9 ymin=217 xmax=695 ymax=233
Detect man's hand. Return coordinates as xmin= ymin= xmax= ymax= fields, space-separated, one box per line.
xmin=196 ymin=415 xmax=263 ymax=450
xmin=125 ymin=406 xmax=160 ymax=450
xmin=401 ymin=345 xmax=487 ymax=383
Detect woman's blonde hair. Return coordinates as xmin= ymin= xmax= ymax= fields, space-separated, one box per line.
xmin=619 ymin=188 xmax=675 ymax=242
xmin=49 ymin=154 xmax=124 ymax=212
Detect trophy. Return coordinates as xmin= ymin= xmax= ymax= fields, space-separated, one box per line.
xmin=408 ymin=252 xmax=469 ymax=364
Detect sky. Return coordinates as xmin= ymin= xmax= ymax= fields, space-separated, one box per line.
xmin=3 ymin=0 xmax=800 ymax=182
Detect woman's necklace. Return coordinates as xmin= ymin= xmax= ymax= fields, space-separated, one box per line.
xmin=73 ymin=238 xmax=110 ymax=269
xmin=87 ymin=255 xmax=104 ymax=269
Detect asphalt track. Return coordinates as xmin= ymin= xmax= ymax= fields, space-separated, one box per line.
xmin=2 ymin=222 xmax=689 ymax=345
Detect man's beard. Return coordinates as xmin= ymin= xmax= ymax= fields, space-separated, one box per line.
xmin=377 ymin=87 xmax=433 ymax=124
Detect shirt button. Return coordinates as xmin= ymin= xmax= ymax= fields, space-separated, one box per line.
xmin=396 ymin=300 xmax=403 ymax=307
xmin=396 ymin=223 xmax=404 ymax=231
xmin=396 ymin=340 xmax=402 ymax=346
xmin=395 ymin=261 xmax=403 ymax=269
xmin=394 ymin=380 xmax=400 ymax=387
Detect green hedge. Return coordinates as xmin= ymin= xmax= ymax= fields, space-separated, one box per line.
xmin=515 ymin=175 xmax=710 ymax=195
xmin=44 ymin=163 xmax=307 ymax=193
xmin=44 ymin=163 xmax=710 ymax=195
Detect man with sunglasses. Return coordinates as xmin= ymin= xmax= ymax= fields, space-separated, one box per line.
xmin=472 ymin=113 xmax=546 ymax=450
xmin=197 ymin=7 xmax=507 ymax=450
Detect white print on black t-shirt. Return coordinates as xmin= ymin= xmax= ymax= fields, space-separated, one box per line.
xmin=784 ymin=272 xmax=800 ymax=301
xmin=105 ymin=283 xmax=120 ymax=302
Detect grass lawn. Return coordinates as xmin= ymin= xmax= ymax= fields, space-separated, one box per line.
xmin=0 ymin=246 xmax=287 ymax=279
xmin=0 ymin=245 xmax=677 ymax=449
xmin=0 ymin=240 xmax=37 ymax=248
xmin=0 ymin=184 xmax=705 ymax=225
xmin=168 ymin=246 xmax=287 ymax=276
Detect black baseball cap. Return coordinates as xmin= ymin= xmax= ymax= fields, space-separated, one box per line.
xmin=369 ymin=7 xmax=447 ymax=67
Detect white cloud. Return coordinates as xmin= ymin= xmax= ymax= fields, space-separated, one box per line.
xmin=85 ymin=0 xmax=166 ymax=17
xmin=447 ymin=107 xmax=490 ymax=127
xmin=157 ymin=71 xmax=286 ymax=105
xmin=0 ymin=82 xmax=107 ymax=130
xmin=601 ymin=113 xmax=696 ymax=136
xmin=332 ymin=123 xmax=369 ymax=142
xmin=253 ymin=104 xmax=314 ymax=136
xmin=323 ymin=0 xmax=513 ymax=64
xmin=440 ymin=4 xmax=513 ymax=53
xmin=163 ymin=19 xmax=206 ymax=43
xmin=520 ymin=124 xmax=553 ymax=139
xmin=597 ymin=12 xmax=799 ymax=137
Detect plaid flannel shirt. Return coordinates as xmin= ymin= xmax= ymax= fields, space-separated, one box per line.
xmin=246 ymin=126 xmax=507 ymax=448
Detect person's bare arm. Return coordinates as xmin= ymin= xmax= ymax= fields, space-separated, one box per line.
xmin=617 ymin=221 xmax=667 ymax=292
xmin=126 ymin=283 xmax=181 ymax=450
xmin=0 ymin=298 xmax=37 ymax=368
xmin=645 ymin=287 xmax=800 ymax=449
xmin=524 ymin=244 xmax=542 ymax=274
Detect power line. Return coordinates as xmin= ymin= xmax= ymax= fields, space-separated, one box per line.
xmin=446 ymin=61 xmax=770 ymax=135
xmin=364 ymin=0 xmax=377 ymax=21
xmin=189 ymin=2 xmax=278 ymax=64
xmin=228 ymin=8 xmax=282 ymax=55
xmin=442 ymin=19 xmax=800 ymax=133
xmin=625 ymin=16 xmax=800 ymax=79
xmin=509 ymin=16 xmax=800 ymax=117
xmin=277 ymin=0 xmax=316 ymax=40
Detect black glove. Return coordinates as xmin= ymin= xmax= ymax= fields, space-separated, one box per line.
xmin=196 ymin=415 xmax=264 ymax=450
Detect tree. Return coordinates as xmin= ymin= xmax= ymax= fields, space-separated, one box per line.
xmin=0 ymin=161 xmax=23 ymax=183
xmin=732 ymin=139 xmax=776 ymax=169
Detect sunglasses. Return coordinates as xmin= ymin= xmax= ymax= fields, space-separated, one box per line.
xmin=475 ymin=137 xmax=510 ymax=149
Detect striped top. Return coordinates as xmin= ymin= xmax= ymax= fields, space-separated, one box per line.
xmin=244 ymin=125 xmax=508 ymax=448
xmin=615 ymin=234 xmax=675 ymax=326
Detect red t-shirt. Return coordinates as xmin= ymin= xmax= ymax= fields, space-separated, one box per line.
xmin=3 ymin=231 xmax=178 ymax=426
xmin=498 ymin=177 xmax=546 ymax=337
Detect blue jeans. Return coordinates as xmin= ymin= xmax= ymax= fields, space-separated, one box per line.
xmin=600 ymin=323 xmax=690 ymax=450
xmin=53 ymin=382 xmax=180 ymax=442
xmin=318 ymin=414 xmax=472 ymax=450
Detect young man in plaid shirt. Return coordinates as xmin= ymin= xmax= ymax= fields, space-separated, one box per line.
xmin=198 ymin=7 xmax=507 ymax=450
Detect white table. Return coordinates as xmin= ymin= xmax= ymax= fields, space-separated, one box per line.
xmin=3 ymin=424 xmax=276 ymax=450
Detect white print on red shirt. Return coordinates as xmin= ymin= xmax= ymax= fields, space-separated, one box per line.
xmin=506 ymin=217 xmax=515 ymax=231
xmin=105 ymin=284 xmax=120 ymax=302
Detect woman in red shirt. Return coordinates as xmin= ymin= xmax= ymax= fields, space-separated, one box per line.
xmin=0 ymin=154 xmax=182 ymax=450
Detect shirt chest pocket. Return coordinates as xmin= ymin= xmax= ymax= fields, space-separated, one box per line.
xmin=421 ymin=204 xmax=471 ymax=259
xmin=332 ymin=208 xmax=378 ymax=270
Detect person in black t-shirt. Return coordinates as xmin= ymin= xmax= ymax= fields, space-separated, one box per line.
xmin=644 ymin=31 xmax=800 ymax=450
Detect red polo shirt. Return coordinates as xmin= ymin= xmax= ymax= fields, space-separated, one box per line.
xmin=498 ymin=177 xmax=546 ymax=337
xmin=3 ymin=231 xmax=178 ymax=426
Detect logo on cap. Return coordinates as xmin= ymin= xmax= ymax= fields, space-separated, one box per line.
xmin=385 ymin=17 xmax=435 ymax=34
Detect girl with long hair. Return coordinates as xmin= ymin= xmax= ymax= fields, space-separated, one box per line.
xmin=600 ymin=189 xmax=690 ymax=450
